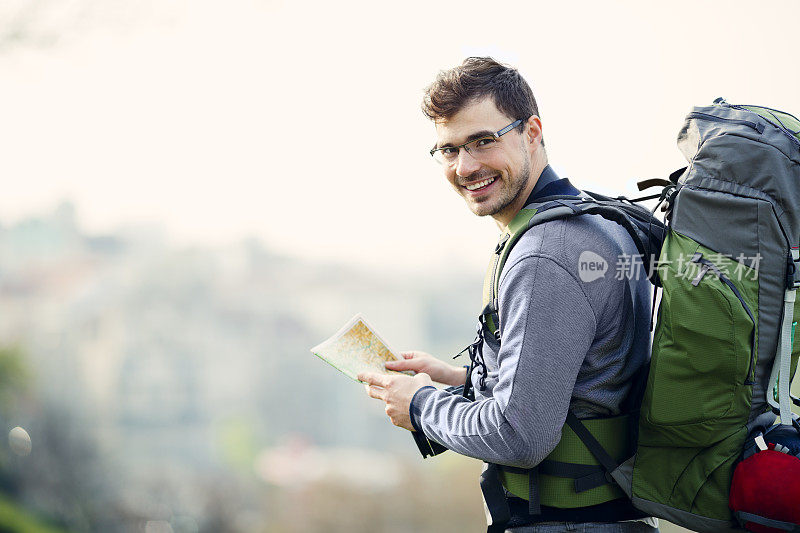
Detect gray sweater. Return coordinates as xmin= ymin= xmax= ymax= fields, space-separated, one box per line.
xmin=410 ymin=214 xmax=651 ymax=468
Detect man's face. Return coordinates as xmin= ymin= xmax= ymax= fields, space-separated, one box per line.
xmin=434 ymin=97 xmax=533 ymax=219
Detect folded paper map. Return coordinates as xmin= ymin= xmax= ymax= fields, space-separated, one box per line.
xmin=311 ymin=314 xmax=406 ymax=382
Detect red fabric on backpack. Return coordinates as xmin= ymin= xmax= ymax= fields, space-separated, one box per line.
xmin=729 ymin=446 xmax=800 ymax=533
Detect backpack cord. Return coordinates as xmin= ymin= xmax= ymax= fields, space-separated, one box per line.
xmin=469 ymin=324 xmax=489 ymax=391
xmin=453 ymin=322 xmax=489 ymax=393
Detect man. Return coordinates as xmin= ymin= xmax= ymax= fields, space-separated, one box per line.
xmin=358 ymin=57 xmax=655 ymax=532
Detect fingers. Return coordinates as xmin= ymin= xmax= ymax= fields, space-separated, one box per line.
xmin=385 ymin=405 xmax=404 ymax=428
xmin=385 ymin=359 xmax=413 ymax=371
xmin=366 ymin=384 xmax=386 ymax=401
xmin=387 ymin=352 xmax=429 ymax=372
xmin=385 ymin=352 xmax=416 ymax=369
xmin=359 ymin=372 xmax=389 ymax=402
xmin=358 ymin=372 xmax=389 ymax=388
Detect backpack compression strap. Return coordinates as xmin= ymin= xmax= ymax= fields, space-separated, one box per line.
xmin=768 ymin=247 xmax=800 ymax=424
xmin=736 ymin=512 xmax=800 ymax=532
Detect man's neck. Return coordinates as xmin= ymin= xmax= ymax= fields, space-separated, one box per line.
xmin=493 ymin=158 xmax=549 ymax=231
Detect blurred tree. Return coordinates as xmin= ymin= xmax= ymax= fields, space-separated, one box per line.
xmin=0 ymin=346 xmax=71 ymax=532
xmin=0 ymin=492 xmax=67 ymax=533
xmin=0 ymin=345 xmax=31 ymax=494
xmin=0 ymin=345 xmax=30 ymax=420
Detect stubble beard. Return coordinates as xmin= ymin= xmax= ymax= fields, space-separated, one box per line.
xmin=468 ymin=156 xmax=531 ymax=218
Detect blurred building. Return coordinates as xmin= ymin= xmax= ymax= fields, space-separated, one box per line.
xmin=0 ymin=202 xmax=481 ymax=500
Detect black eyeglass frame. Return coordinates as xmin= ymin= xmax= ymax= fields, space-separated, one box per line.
xmin=429 ymin=118 xmax=525 ymax=162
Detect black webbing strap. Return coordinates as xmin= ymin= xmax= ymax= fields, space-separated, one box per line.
xmin=539 ymin=460 xmax=609 ymax=493
xmin=636 ymin=178 xmax=672 ymax=191
xmin=538 ymin=199 xmax=658 ymax=283
xmin=480 ymin=463 xmax=511 ymax=533
xmin=541 ymin=461 xmax=610 ymax=493
xmin=528 ymin=465 xmax=540 ymax=515
xmin=499 ymin=458 xmax=611 ymax=498
xmin=628 ymin=192 xmax=662 ymax=203
xmin=481 ymin=462 xmax=545 ymax=524
xmin=737 ymin=511 xmax=800 ymax=532
xmin=573 ymin=471 xmax=610 ymax=493
xmin=636 ymin=167 xmax=686 ymax=189
xmin=530 ymin=200 xmax=652 ymax=277
xmin=565 ymin=411 xmax=620 ymax=475
xmin=537 ymin=460 xmax=603 ymax=477
xmin=668 ymin=166 xmax=688 ymax=184
xmin=554 ymin=199 xmax=582 ymax=214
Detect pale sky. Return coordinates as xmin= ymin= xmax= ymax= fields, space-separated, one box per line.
xmin=2 ymin=0 xmax=799 ymax=274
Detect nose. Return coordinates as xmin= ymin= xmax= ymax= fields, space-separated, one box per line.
xmin=454 ymin=148 xmax=481 ymax=178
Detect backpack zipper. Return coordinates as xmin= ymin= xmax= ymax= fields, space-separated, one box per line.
xmin=687 ymin=112 xmax=765 ymax=134
xmin=691 ymin=253 xmax=757 ymax=384
xmin=713 ymin=100 xmax=800 ymax=149
xmin=730 ymin=105 xmax=800 ymax=150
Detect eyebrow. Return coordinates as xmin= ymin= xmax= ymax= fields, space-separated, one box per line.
xmin=436 ymin=129 xmax=495 ymax=149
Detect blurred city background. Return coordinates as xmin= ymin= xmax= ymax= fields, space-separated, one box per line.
xmin=1 ymin=0 xmax=799 ymax=532
xmin=0 ymin=201 xmax=486 ymax=531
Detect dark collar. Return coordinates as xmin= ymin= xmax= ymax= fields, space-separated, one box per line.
xmin=523 ymin=165 xmax=581 ymax=206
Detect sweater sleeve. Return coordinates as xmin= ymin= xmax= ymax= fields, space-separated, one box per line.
xmin=409 ymin=254 xmax=597 ymax=468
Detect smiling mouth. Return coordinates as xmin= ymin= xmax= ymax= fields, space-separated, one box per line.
xmin=464 ymin=176 xmax=496 ymax=192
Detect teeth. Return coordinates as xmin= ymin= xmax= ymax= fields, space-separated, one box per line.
xmin=466 ymin=177 xmax=495 ymax=191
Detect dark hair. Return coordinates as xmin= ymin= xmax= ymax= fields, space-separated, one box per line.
xmin=421 ymin=57 xmax=542 ymax=138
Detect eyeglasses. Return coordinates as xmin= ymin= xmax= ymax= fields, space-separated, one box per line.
xmin=430 ymin=118 xmax=524 ymax=165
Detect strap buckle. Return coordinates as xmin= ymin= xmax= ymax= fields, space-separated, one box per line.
xmin=788 ymin=248 xmax=800 ymax=290
xmin=494 ymin=234 xmax=510 ymax=255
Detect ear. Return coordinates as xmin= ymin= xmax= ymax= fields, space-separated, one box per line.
xmin=524 ymin=115 xmax=543 ymax=149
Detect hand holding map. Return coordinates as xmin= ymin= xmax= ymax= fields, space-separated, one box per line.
xmin=310 ymin=314 xmax=408 ymax=382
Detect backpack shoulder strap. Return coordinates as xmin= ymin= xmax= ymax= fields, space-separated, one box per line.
xmin=483 ymin=195 xmax=665 ymax=332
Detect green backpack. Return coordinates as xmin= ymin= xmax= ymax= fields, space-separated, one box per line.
xmin=620 ymin=100 xmax=800 ymax=531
